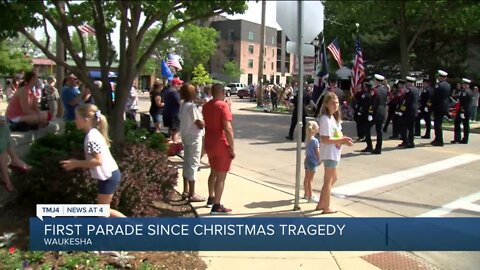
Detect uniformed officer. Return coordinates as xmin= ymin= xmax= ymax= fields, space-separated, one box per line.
xmin=398 ymin=77 xmax=419 ymax=148
xmin=415 ymin=78 xmax=434 ymax=139
xmin=430 ymin=70 xmax=452 ymax=146
xmin=354 ymin=82 xmax=371 ymax=142
xmin=392 ymin=80 xmax=406 ymax=139
xmin=451 ymin=78 xmax=473 ymax=144
xmin=314 ymin=75 xmax=345 ymax=117
xmin=363 ymin=74 xmax=388 ymax=154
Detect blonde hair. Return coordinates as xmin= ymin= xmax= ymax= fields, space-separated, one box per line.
xmin=320 ymin=92 xmax=341 ymax=123
xmin=76 ymin=104 xmax=111 ymax=146
xmin=305 ymin=121 xmax=319 ymax=144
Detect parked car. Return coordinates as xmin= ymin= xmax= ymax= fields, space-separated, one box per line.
xmin=226 ymin=83 xmax=247 ymax=97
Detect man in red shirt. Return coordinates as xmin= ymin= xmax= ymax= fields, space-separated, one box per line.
xmin=202 ymin=83 xmax=235 ymax=214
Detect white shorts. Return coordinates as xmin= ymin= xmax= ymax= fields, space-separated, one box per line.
xmin=182 ymin=135 xmax=202 ymax=181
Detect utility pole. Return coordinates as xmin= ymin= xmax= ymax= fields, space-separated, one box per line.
xmin=256 ymin=0 xmax=266 ymax=107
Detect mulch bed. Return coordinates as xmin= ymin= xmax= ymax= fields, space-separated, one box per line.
xmin=0 ymin=192 xmax=207 ymax=269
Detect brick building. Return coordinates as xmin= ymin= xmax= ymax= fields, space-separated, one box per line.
xmin=209 ymin=19 xmax=294 ymax=86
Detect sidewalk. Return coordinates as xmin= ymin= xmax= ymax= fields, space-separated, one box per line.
xmin=171 ymin=156 xmax=439 ymax=270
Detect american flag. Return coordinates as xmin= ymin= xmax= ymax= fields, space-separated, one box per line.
xmin=327 ymin=37 xmax=343 ymax=68
xmin=79 ymin=24 xmax=96 ymax=35
xmin=350 ymin=36 xmax=364 ymax=97
xmin=167 ymin=53 xmax=182 ymax=71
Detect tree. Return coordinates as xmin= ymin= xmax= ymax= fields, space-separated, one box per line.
xmin=175 ymin=24 xmax=219 ymax=81
xmin=325 ymin=1 xmax=480 ymax=77
xmin=71 ymin=32 xmax=98 ymax=61
xmin=223 ymin=60 xmax=243 ymax=82
xmin=0 ymin=40 xmax=32 ymax=75
xmin=191 ymin=64 xmax=212 ymax=85
xmin=0 ymin=1 xmax=247 ymax=147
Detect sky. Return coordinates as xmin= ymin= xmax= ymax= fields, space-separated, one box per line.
xmin=226 ymin=1 xmax=281 ymax=29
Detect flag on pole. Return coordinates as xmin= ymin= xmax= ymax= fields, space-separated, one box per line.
xmin=350 ymin=36 xmax=364 ymax=97
xmin=327 ymin=37 xmax=343 ymax=68
xmin=313 ymin=36 xmax=329 ymax=106
xmin=167 ymin=53 xmax=182 ymax=70
xmin=79 ymin=24 xmax=96 ymax=35
xmin=161 ymin=60 xmax=173 ymax=81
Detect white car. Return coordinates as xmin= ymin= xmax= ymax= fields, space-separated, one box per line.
xmin=226 ymin=83 xmax=247 ymax=97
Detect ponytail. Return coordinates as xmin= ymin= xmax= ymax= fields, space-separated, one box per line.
xmin=96 ymin=113 xmax=111 ymax=146
xmin=305 ymin=120 xmax=319 ymax=144
xmin=76 ymin=104 xmax=111 ymax=146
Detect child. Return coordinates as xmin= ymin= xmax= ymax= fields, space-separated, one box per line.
xmin=61 ymin=104 xmax=125 ymax=218
xmin=316 ymin=92 xmax=354 ymax=214
xmin=303 ymin=121 xmax=320 ymax=202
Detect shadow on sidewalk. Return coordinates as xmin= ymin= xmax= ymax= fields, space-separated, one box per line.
xmin=244 ymin=199 xmax=294 ymax=209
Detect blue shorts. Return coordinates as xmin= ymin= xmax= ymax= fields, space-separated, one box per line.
xmin=150 ymin=113 xmax=163 ymax=124
xmin=304 ymin=159 xmax=320 ymax=172
xmin=323 ymin=160 xmax=339 ymax=168
xmin=98 ymin=170 xmax=121 ymax=195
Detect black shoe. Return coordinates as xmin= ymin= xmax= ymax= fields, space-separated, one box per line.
xmin=360 ymin=147 xmax=373 ymax=153
xmin=460 ymin=139 xmax=468 ymax=144
xmin=430 ymin=141 xmax=444 ymax=147
xmin=206 ymin=197 xmax=215 ymax=208
xmin=397 ymin=143 xmax=408 ymax=148
xmin=421 ymin=135 xmax=431 ymax=139
xmin=371 ymin=149 xmax=381 ymax=154
xmin=450 ymin=140 xmax=459 ymax=144
xmin=285 ymin=136 xmax=293 ymax=141
xmin=407 ymin=143 xmax=415 ymax=149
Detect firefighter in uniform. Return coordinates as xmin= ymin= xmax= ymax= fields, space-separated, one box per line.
xmin=451 ymin=78 xmax=473 ymax=144
xmin=362 ymin=74 xmax=388 ymax=154
xmin=353 ymin=82 xmax=370 ymax=142
xmin=430 ymin=70 xmax=452 ymax=147
xmin=415 ymin=78 xmax=434 ymax=139
xmin=398 ymin=77 xmax=419 ymax=148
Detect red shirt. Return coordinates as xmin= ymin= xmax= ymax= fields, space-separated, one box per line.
xmin=202 ymin=99 xmax=233 ymax=155
xmin=6 ymin=87 xmax=36 ymax=120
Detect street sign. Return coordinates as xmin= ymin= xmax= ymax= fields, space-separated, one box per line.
xmin=286 ymin=41 xmax=315 ymax=56
xmin=276 ymin=1 xmax=324 ymax=43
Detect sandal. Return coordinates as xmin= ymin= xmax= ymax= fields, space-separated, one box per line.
xmin=8 ymin=163 xmax=31 ymax=173
xmin=181 ymin=192 xmax=189 ymax=199
xmin=188 ymin=194 xmax=206 ymax=202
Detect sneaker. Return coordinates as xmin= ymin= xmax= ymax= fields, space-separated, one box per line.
xmin=188 ymin=194 xmax=206 ymax=202
xmin=308 ymin=195 xmax=319 ymax=203
xmin=210 ymin=204 xmax=232 ymax=215
xmin=206 ymin=197 xmax=215 ymax=208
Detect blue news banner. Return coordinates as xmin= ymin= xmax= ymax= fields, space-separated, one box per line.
xmin=30 ymin=218 xmax=480 ymax=251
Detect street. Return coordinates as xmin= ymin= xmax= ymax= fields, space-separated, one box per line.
xmin=138 ymin=94 xmax=480 ymax=269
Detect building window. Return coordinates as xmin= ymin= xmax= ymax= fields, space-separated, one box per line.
xmin=272 ymin=49 xmax=275 ymax=57
xmin=272 ymin=36 xmax=275 ymax=45
xmin=263 ymin=61 xmax=266 ymax=69
xmin=271 ymin=62 xmax=274 ymax=70
xmin=227 ymin=44 xmax=235 ymax=57
xmin=228 ymin=30 xmax=234 ymax=41
xmin=248 ymin=59 xmax=254 ymax=68
xmin=248 ymin=31 xmax=254 ymax=41
xmin=248 ymin=45 xmax=254 ymax=54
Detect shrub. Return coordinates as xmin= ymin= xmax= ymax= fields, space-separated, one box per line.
xmin=112 ymin=143 xmax=178 ymax=216
xmin=15 ymin=121 xmax=177 ymax=216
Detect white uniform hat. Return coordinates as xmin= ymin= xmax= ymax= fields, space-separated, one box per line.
xmin=462 ymin=78 xmax=471 ymax=84
xmin=374 ymin=74 xmax=385 ymax=81
xmin=406 ymin=76 xmax=416 ymax=82
xmin=437 ymin=70 xmax=448 ymax=77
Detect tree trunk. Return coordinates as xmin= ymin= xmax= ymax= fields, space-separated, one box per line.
xmin=398 ymin=1 xmax=409 ymax=78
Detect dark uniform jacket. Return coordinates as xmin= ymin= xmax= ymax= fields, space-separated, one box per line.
xmin=432 ymin=80 xmax=452 ymax=115
xmin=419 ymin=85 xmax=433 ymax=113
xmin=401 ymin=86 xmax=419 ymax=120
xmin=371 ymin=85 xmax=388 ymax=122
xmin=458 ymin=88 xmax=473 ymax=114
xmin=354 ymin=90 xmax=371 ymax=122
